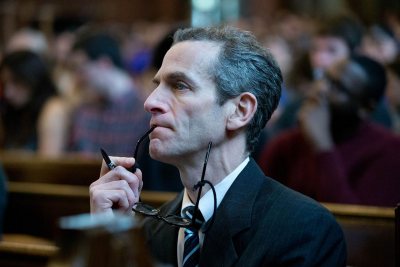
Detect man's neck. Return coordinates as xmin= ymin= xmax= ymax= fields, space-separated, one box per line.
xmin=178 ymin=142 xmax=248 ymax=202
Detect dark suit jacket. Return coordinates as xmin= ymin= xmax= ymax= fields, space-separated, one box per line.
xmin=142 ymin=159 xmax=346 ymax=266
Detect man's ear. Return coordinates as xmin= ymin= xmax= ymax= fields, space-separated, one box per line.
xmin=226 ymin=92 xmax=257 ymax=130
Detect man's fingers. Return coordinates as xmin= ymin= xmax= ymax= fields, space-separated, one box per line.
xmin=90 ymin=156 xmax=143 ymax=216
xmin=100 ymin=157 xmax=136 ymax=176
xmin=94 ymin=165 xmax=140 ymax=186
xmin=90 ymin=189 xmax=130 ymax=212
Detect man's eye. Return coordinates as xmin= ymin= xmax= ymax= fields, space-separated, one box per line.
xmin=175 ymin=82 xmax=189 ymax=90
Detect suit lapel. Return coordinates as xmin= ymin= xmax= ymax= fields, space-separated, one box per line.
xmin=200 ymin=159 xmax=265 ymax=266
xmin=144 ymin=192 xmax=183 ymax=265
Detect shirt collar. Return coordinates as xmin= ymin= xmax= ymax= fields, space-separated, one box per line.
xmin=181 ymin=157 xmax=250 ymax=222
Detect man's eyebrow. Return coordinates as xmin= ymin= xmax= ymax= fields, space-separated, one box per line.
xmin=153 ymin=71 xmax=197 ymax=86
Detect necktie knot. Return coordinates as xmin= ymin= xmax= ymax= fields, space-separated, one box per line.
xmin=182 ymin=206 xmax=202 ymax=267
xmin=182 ymin=206 xmax=204 ymax=230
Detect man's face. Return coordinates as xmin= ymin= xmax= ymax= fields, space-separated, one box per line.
xmin=144 ymin=41 xmax=228 ymax=165
xmin=310 ymin=36 xmax=350 ymax=74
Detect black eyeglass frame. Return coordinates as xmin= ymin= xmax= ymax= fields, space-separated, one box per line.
xmin=132 ymin=141 xmax=217 ymax=232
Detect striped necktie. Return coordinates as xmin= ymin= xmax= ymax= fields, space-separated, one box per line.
xmin=182 ymin=206 xmax=204 ymax=267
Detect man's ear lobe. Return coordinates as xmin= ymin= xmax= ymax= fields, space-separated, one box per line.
xmin=226 ymin=92 xmax=257 ymax=130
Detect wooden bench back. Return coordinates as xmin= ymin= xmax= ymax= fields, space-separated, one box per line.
xmin=0 ymin=152 xmax=101 ymax=185
xmin=323 ymin=203 xmax=396 ymax=267
xmin=0 ymin=154 xmax=397 ymax=266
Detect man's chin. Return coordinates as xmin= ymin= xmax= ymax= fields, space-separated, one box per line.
xmin=149 ymin=141 xmax=167 ymax=161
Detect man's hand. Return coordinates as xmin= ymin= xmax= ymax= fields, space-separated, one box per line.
xmin=89 ymin=157 xmax=142 ymax=217
xmin=298 ymin=81 xmax=334 ymax=152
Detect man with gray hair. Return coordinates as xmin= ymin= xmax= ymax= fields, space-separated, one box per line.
xmin=90 ymin=26 xmax=346 ymax=266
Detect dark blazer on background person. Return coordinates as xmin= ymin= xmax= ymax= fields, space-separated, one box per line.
xmin=142 ymin=159 xmax=347 ymax=267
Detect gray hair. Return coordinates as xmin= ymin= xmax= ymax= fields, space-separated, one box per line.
xmin=173 ymin=26 xmax=282 ymax=153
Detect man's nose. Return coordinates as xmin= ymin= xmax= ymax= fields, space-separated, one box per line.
xmin=144 ymin=86 xmax=165 ymax=114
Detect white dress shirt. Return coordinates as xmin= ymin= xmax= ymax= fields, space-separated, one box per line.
xmin=177 ymin=157 xmax=250 ymax=267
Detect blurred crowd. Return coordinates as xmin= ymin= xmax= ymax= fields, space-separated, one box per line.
xmin=0 ymin=9 xmax=399 ymax=206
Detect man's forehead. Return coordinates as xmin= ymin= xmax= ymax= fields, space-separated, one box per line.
xmin=166 ymin=40 xmax=221 ymax=61
xmin=155 ymin=41 xmax=220 ymax=78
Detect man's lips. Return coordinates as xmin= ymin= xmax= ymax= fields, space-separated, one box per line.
xmin=149 ymin=124 xmax=171 ymax=137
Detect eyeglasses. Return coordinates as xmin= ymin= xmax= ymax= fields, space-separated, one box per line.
xmin=132 ymin=141 xmax=217 ymax=231
xmin=100 ymin=129 xmax=217 ymax=231
xmin=100 ymin=126 xmax=155 ymax=172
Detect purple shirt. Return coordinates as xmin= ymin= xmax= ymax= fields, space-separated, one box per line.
xmin=258 ymin=122 xmax=400 ymax=207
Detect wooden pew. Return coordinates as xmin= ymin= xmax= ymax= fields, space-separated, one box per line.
xmin=2 ymin=182 xmax=176 ymax=267
xmin=0 ymin=154 xmax=396 ymax=266
xmin=0 ymin=234 xmax=58 ymax=267
xmin=1 ymin=152 xmax=177 ymax=240
xmin=0 ymin=152 xmax=102 ymax=186
xmin=3 ymin=181 xmax=397 ymax=267
xmin=323 ymin=203 xmax=396 ymax=267
xmin=4 ymin=181 xmax=177 ymax=240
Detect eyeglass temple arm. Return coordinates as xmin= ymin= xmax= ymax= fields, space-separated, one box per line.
xmin=192 ymin=141 xmax=212 ymax=225
xmin=130 ymin=126 xmax=156 ymax=173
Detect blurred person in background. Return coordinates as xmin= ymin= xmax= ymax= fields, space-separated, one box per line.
xmin=6 ymin=28 xmax=49 ymax=56
xmin=309 ymin=14 xmax=364 ymax=80
xmin=0 ymin=50 xmax=70 ymax=156
xmin=258 ymin=14 xmax=363 ymax=145
xmin=386 ymin=59 xmax=400 ymax=134
xmin=360 ymin=23 xmax=400 ymax=129
xmin=68 ymin=29 xmax=149 ymax=157
xmin=49 ymin=17 xmax=87 ymax=109
xmin=361 ymin=23 xmax=399 ymax=67
xmin=258 ymin=55 xmax=400 ymax=207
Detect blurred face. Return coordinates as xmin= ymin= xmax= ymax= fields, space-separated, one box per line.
xmin=144 ymin=41 xmax=229 ymax=165
xmin=1 ymin=68 xmax=31 ymax=108
xmin=68 ymin=50 xmax=106 ymax=102
xmin=361 ymin=33 xmax=398 ymax=65
xmin=310 ymin=36 xmax=350 ymax=75
xmin=322 ymin=60 xmax=367 ymax=130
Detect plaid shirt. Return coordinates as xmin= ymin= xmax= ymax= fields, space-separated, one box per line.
xmin=70 ymin=89 xmax=150 ymax=157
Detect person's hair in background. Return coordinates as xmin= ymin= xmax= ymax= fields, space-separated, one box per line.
xmin=151 ymin=28 xmax=177 ymax=70
xmin=350 ymin=55 xmax=387 ymax=112
xmin=310 ymin=13 xmax=365 ymax=80
xmin=72 ymin=30 xmax=124 ymax=69
xmin=0 ymin=50 xmax=58 ymax=150
xmin=173 ymin=27 xmax=282 ymax=153
xmin=6 ymin=28 xmax=49 ymax=56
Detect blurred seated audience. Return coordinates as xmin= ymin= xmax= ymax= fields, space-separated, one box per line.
xmin=258 ymin=55 xmax=400 ymax=207
xmin=265 ymin=14 xmax=365 ymax=139
xmin=0 ymin=50 xmax=70 ymax=156
xmin=68 ymin=29 xmax=150 ymax=157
